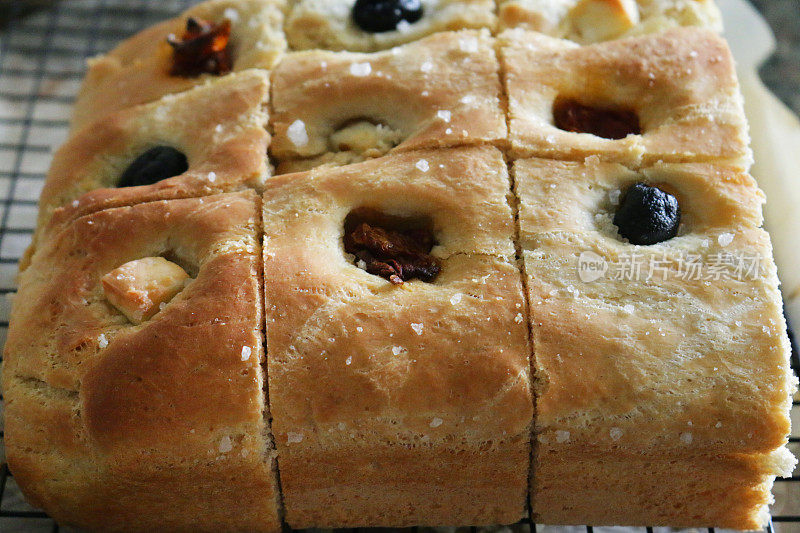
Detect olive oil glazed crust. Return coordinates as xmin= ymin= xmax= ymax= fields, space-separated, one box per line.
xmin=1 ymin=0 xmax=796 ymax=531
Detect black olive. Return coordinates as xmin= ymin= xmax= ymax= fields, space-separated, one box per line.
xmin=613 ymin=182 xmax=680 ymax=245
xmin=118 ymin=146 xmax=189 ymax=188
xmin=352 ymin=0 xmax=424 ymax=33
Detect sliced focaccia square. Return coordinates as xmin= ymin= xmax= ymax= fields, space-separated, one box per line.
xmin=72 ymin=0 xmax=285 ymax=130
xmin=262 ymin=147 xmax=533 ymax=527
xmin=514 ymin=156 xmax=796 ymax=527
xmin=25 ymin=70 xmax=269 ymax=270
xmin=285 ymin=0 xmax=496 ymax=52
xmin=499 ymin=28 xmax=751 ymax=169
xmin=2 ymin=191 xmax=281 ymax=532
xmin=498 ymin=0 xmax=721 ymax=42
xmin=270 ymin=30 xmax=507 ymax=173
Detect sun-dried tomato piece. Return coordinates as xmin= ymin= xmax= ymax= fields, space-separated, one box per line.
xmin=344 ymin=222 xmax=440 ymax=285
xmin=553 ymin=98 xmax=641 ymax=140
xmin=167 ymin=17 xmax=233 ymax=77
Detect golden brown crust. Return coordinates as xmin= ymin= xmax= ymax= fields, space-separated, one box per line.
xmin=3 ymin=1 xmax=796 ymax=528
xmin=515 ymin=157 xmax=794 ymax=454
xmin=71 ymin=0 xmax=285 ymax=130
xmin=3 ymin=192 xmax=282 ymax=532
xmin=24 ymin=70 xmax=270 ymax=272
xmin=270 ymin=31 xmax=507 ymax=172
xmin=532 ymin=446 xmax=793 ymax=528
xmin=285 ymin=0 xmax=496 ymax=52
xmin=514 ymin=156 xmax=796 ymax=527
xmin=262 ymin=147 xmax=533 ymax=526
xmin=281 ymin=440 xmax=531 ymax=527
xmin=497 ymin=0 xmax=722 ymax=41
xmin=516 ymin=157 xmax=765 ymax=248
xmin=499 ymin=28 xmax=751 ymax=168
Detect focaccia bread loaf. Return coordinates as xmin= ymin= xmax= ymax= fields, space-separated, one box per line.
xmin=2 ymin=0 xmax=795 ymax=531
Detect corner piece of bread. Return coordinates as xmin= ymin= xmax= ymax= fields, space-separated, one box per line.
xmin=497 ymin=0 xmax=722 ymax=41
xmin=2 ymin=191 xmax=282 ymax=532
xmin=499 ymin=28 xmax=752 ymax=170
xmin=71 ymin=0 xmax=286 ymax=130
xmin=514 ymin=156 xmax=797 ymax=527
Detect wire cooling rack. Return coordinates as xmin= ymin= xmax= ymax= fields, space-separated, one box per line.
xmin=0 ymin=1 xmax=798 ymax=532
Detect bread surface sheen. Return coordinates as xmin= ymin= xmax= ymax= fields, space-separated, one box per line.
xmin=2 ymin=0 xmax=795 ymax=531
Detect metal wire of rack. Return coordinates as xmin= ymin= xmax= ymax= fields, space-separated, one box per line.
xmin=0 ymin=1 xmax=797 ymax=532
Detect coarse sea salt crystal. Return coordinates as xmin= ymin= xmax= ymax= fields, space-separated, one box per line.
xmin=514 ymin=313 xmax=524 ymax=323
xmin=287 ymin=119 xmax=308 ymax=147
xmin=287 ymin=432 xmax=304 ymax=444
xmin=450 ymin=293 xmax=462 ymax=305
xmin=420 ymin=60 xmax=434 ymax=73
xmin=430 ymin=417 xmax=443 ymax=428
xmin=411 ymin=323 xmax=423 ymax=335
xmin=356 ymin=326 xmax=364 ymax=332
xmin=459 ymin=37 xmax=479 ymax=52
xmin=609 ymin=427 xmax=623 ymax=440
xmin=345 ymin=356 xmax=352 ymax=365
xmin=218 ymin=435 xmax=233 ymax=453
xmin=241 ymin=346 xmax=252 ymax=361
xmin=98 ymin=334 xmax=109 ymax=349
xmin=350 ymin=62 xmax=372 ymax=76
xmin=208 ymin=171 xmax=216 ymax=183
xmin=415 ymin=159 xmax=429 ymax=172
xmin=460 ymin=95 xmax=475 ymax=105
xmin=717 ymin=232 xmax=734 ymax=247
xmin=555 ymin=430 xmax=570 ymax=443
xmin=392 ymin=346 xmax=404 ymax=355
xmin=396 ymin=19 xmax=412 ymax=33
xmin=622 ymin=304 xmax=635 ymax=314
xmin=222 ymin=8 xmax=240 ymax=22
xmin=437 ymin=110 xmax=451 ymax=122
xmin=71 ymin=199 xmax=79 ymax=208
